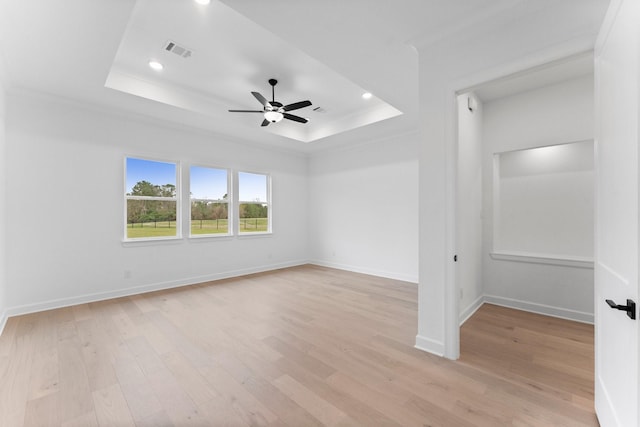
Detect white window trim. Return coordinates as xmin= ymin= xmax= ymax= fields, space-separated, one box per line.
xmin=122 ymin=160 xmax=274 ymax=244
xmin=237 ymin=171 xmax=272 ymax=235
xmin=188 ymin=165 xmax=232 ymax=239
xmin=123 ymin=156 xmax=182 ymax=243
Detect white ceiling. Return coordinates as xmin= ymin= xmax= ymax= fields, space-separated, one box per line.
xmin=106 ymin=0 xmax=402 ymax=143
xmin=0 ymin=0 xmax=609 ymax=154
xmin=471 ymin=52 xmax=595 ymax=103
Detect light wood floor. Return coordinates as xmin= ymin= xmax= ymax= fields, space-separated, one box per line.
xmin=0 ymin=265 xmax=596 ymax=426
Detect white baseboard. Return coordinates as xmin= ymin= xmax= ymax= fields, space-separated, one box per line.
xmin=459 ymin=295 xmax=485 ymax=325
xmin=309 ymin=259 xmax=418 ymax=284
xmin=414 ymin=334 xmax=444 ymax=357
xmin=484 ymin=294 xmax=594 ymax=324
xmin=4 ymin=260 xmax=308 ymax=320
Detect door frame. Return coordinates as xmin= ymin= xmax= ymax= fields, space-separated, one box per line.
xmin=443 ymin=48 xmax=597 ymax=360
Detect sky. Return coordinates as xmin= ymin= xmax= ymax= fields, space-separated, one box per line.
xmin=190 ymin=166 xmax=228 ymax=200
xmin=126 ymin=158 xmax=175 ymax=193
xmin=238 ymin=171 xmax=268 ymax=202
xmin=126 ymin=158 xmax=267 ymax=201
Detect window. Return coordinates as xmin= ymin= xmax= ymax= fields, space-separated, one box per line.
xmin=238 ymin=171 xmax=270 ymax=234
xmin=190 ymin=166 xmax=230 ymax=236
xmin=125 ymin=157 xmax=179 ymax=240
xmin=123 ymin=158 xmax=273 ymax=241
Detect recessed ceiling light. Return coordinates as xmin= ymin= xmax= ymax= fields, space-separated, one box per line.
xmin=194 ymin=0 xmax=210 ymax=4
xmin=148 ymin=60 xmax=164 ymax=71
xmin=362 ymin=92 xmax=373 ymax=100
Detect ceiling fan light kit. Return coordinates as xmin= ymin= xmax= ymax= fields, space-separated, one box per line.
xmin=228 ymin=79 xmax=312 ymax=127
xmin=264 ymin=110 xmax=284 ymax=123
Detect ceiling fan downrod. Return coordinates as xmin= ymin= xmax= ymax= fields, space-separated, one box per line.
xmin=269 ymin=78 xmax=278 ymax=103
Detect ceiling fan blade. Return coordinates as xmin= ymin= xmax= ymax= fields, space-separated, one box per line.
xmin=261 ymin=119 xmax=270 ymax=127
xmin=283 ymin=113 xmax=308 ymax=124
xmin=283 ymin=100 xmax=312 ymax=112
xmin=228 ymin=110 xmax=264 ymax=113
xmin=252 ymin=92 xmax=271 ymax=108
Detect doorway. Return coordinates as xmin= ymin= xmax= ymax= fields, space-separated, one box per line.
xmin=454 ymin=52 xmax=596 ymax=339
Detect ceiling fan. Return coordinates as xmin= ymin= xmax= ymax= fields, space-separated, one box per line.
xmin=228 ymin=79 xmax=312 ymax=127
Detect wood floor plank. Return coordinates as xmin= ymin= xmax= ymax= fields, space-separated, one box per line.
xmin=133 ymin=410 xmax=176 ymax=427
xmin=118 ymin=379 xmax=164 ymax=424
xmin=272 ymin=374 xmax=358 ymax=427
xmin=161 ymin=349 xmax=220 ymax=405
xmin=325 ymin=371 xmax=428 ymax=427
xmin=60 ymin=411 xmax=99 ymax=427
xmin=26 ymin=346 xmax=59 ymax=401
xmin=198 ymin=362 xmax=279 ymax=426
xmin=91 ymin=383 xmax=135 ymax=427
xmin=0 ymin=266 xmax=596 ymax=426
xmin=55 ymin=337 xmax=94 ymax=423
xmin=23 ymin=392 xmax=59 ymax=427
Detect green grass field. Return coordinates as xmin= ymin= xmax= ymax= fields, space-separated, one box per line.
xmin=127 ymin=218 xmax=268 ymax=238
xmin=191 ymin=219 xmax=229 ymax=235
xmin=238 ymin=218 xmax=268 ymax=232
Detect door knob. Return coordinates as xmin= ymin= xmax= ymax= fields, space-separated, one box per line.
xmin=605 ymin=299 xmax=636 ymax=320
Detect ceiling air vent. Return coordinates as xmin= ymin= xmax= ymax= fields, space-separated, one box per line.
xmin=165 ymin=41 xmax=192 ymax=58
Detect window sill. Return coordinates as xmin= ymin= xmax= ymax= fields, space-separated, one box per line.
xmin=490 ymin=251 xmax=594 ymax=269
xmin=189 ymin=233 xmax=234 ymax=241
xmin=122 ymin=236 xmax=183 ymax=247
xmin=121 ymin=232 xmax=272 ymax=246
xmin=237 ymin=232 xmax=273 ymax=238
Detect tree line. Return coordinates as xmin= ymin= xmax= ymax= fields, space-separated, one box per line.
xmin=127 ymin=180 xmax=267 ymax=227
xmin=126 ymin=181 xmax=177 ymax=227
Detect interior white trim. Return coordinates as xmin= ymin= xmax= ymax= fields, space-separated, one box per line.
xmin=3 ymin=259 xmax=307 ymax=321
xmin=484 ymin=294 xmax=594 ymax=324
xmin=414 ymin=334 xmax=445 ymax=357
xmin=8 ymin=87 xmax=309 ymax=158
xmin=459 ymin=295 xmax=485 ymax=325
xmin=594 ymin=0 xmax=623 ymax=52
xmin=490 ymin=251 xmax=594 ymax=269
xmin=461 ymin=297 xmax=594 ymax=328
xmin=0 ymin=310 xmax=7 ymax=337
xmin=445 ymin=80 xmax=461 ymax=360
xmin=309 ymin=260 xmax=418 ymax=284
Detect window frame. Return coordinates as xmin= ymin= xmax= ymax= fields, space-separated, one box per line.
xmin=237 ymin=170 xmax=272 ymax=235
xmin=188 ymin=164 xmax=232 ymax=239
xmin=123 ymin=156 xmax=181 ymax=242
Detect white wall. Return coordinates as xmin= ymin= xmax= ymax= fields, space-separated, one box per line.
xmin=0 ymin=88 xmax=421 ymax=322
xmin=4 ymin=91 xmax=309 ymax=314
xmin=416 ymin=3 xmax=604 ymax=357
xmin=308 ymin=133 xmax=419 ymax=282
xmin=495 ymin=141 xmax=594 ymax=257
xmin=456 ymin=94 xmax=484 ymax=322
xmin=482 ymin=76 xmax=595 ymax=322
xmin=0 ymin=56 xmax=7 ymax=332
